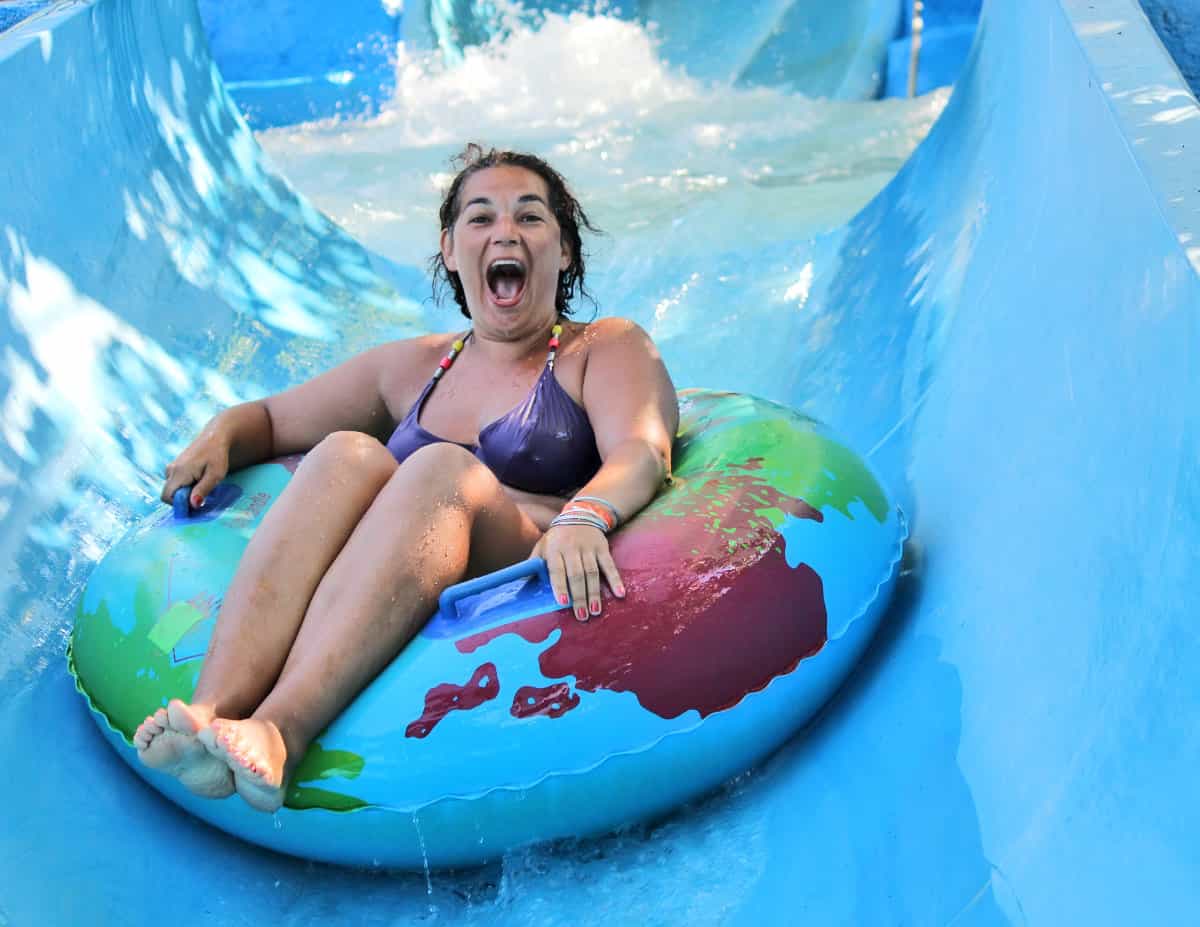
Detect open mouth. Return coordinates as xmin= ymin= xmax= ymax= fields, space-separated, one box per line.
xmin=486 ymin=258 xmax=527 ymax=307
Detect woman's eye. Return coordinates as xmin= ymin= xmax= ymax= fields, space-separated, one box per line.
xmin=467 ymin=215 xmax=490 ymax=224
xmin=520 ymin=214 xmax=543 ymax=223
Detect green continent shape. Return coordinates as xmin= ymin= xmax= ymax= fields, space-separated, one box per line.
xmin=278 ymin=745 xmax=368 ymax=812
xmin=147 ymin=601 xmax=207 ymax=653
xmin=71 ymin=587 xmax=202 ymax=741
xmin=292 ymin=742 xmax=365 ymax=783
xmin=674 ymin=390 xmax=889 ymax=524
xmin=287 ymin=743 xmax=367 ymax=811
xmin=286 ymin=785 xmax=369 ymax=812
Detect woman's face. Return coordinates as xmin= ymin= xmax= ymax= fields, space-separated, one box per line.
xmin=441 ymin=165 xmax=570 ymax=335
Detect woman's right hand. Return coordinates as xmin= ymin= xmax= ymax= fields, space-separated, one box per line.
xmin=160 ymin=421 xmax=231 ymax=509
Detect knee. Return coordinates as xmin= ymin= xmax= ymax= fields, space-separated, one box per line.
xmin=304 ymin=431 xmax=396 ymax=485
xmin=394 ymin=442 xmax=491 ymax=505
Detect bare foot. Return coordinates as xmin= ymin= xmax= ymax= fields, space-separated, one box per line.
xmin=133 ymin=700 xmax=234 ymax=798
xmin=198 ymin=718 xmax=288 ymax=813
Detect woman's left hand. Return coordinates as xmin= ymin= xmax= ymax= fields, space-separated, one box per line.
xmin=531 ymin=524 xmax=625 ymax=622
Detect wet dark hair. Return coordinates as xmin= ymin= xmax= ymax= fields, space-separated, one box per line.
xmin=429 ymin=144 xmax=601 ymax=319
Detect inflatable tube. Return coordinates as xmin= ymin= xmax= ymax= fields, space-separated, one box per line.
xmin=70 ymin=388 xmax=907 ymax=869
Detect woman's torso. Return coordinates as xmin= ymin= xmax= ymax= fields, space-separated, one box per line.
xmin=380 ymin=322 xmax=600 ymax=499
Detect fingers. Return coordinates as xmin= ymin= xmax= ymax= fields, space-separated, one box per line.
xmin=547 ymin=546 xmax=590 ymax=621
xmin=160 ymin=457 xmax=228 ymax=509
xmin=190 ymin=463 xmax=227 ymax=509
xmin=161 ymin=461 xmax=184 ymax=505
xmin=161 ymin=459 xmax=203 ymax=506
xmin=597 ymin=547 xmax=625 ymax=600
xmin=541 ymin=526 xmax=620 ymax=622
xmin=564 ymin=549 xmax=590 ymax=622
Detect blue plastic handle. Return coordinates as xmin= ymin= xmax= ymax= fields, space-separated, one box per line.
xmin=172 ymin=486 xmax=193 ymax=520
xmin=437 ymin=557 xmax=552 ymax=618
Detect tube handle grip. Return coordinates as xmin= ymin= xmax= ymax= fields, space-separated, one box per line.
xmin=437 ymin=557 xmax=552 ymax=618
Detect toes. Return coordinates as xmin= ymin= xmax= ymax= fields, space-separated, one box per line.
xmin=196 ymin=723 xmax=217 ymax=753
xmin=201 ymin=721 xmax=282 ymax=790
xmin=167 ymin=699 xmax=202 ymax=735
xmin=134 ymin=714 xmax=166 ymax=749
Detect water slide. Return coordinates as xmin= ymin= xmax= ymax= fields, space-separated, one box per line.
xmin=2 ymin=0 xmax=1199 ymax=923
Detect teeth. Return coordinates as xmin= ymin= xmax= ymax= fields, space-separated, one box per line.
xmin=487 ymin=257 xmax=526 ymax=302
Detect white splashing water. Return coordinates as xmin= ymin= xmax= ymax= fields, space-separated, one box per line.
xmin=258 ymin=9 xmax=950 ymax=274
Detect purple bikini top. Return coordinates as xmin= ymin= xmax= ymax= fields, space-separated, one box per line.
xmin=385 ymin=333 xmax=602 ymax=496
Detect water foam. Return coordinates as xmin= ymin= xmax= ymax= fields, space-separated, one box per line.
xmin=258 ymin=10 xmax=949 ymax=266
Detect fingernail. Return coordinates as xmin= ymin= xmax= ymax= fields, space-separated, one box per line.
xmin=615 ymin=585 xmax=626 ymax=597
xmin=575 ymin=606 xmax=587 ymax=621
xmin=559 ymin=594 xmax=569 ymax=606
xmin=589 ymin=600 xmax=601 ymax=615
xmin=191 ymin=494 xmax=202 ymax=508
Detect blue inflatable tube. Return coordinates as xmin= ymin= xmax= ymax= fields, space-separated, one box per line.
xmin=70 ymin=389 xmax=906 ymax=868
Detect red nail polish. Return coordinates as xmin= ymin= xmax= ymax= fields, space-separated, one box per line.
xmin=559 ymin=594 xmax=569 ymax=605
xmin=590 ymin=601 xmax=601 ymax=615
xmin=576 ymin=606 xmax=587 ymax=620
xmin=615 ymin=586 xmax=626 ymax=597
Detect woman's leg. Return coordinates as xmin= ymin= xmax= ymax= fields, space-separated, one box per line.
xmin=200 ymin=442 xmax=543 ymax=811
xmin=134 ymin=432 xmax=398 ymax=796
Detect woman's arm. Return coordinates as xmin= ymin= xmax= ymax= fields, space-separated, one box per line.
xmin=533 ymin=318 xmax=678 ymax=619
xmin=161 ymin=340 xmax=415 ymax=507
xmin=258 ymin=341 xmax=402 ymax=453
xmin=575 ymin=319 xmax=678 ymax=517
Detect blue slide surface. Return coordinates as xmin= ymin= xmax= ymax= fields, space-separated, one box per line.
xmin=1 ymin=0 xmax=1198 ymax=923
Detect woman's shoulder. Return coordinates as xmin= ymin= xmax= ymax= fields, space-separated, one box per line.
xmin=570 ymin=316 xmax=652 ymax=347
xmin=570 ymin=316 xmax=658 ymax=363
xmin=368 ymin=331 xmax=467 ymax=372
xmin=371 ymin=331 xmax=464 ymax=399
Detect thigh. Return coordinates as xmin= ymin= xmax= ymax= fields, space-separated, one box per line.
xmin=370 ymin=442 xmax=545 ymax=580
xmin=233 ymin=431 xmax=397 ymax=584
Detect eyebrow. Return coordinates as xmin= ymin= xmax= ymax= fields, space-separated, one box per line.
xmin=463 ymin=193 xmax=549 ymax=209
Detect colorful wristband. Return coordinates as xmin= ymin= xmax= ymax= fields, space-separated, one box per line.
xmin=572 ymin=495 xmax=622 ymax=526
xmin=550 ymin=512 xmax=610 ymax=533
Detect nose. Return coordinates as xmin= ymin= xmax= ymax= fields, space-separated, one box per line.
xmin=493 ymin=214 xmax=518 ymax=247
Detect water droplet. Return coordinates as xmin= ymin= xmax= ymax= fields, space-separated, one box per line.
xmin=412 ymin=811 xmax=436 ymax=916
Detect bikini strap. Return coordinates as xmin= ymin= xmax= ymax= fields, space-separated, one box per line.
xmin=546 ymin=319 xmax=563 ymax=369
xmin=431 ymin=329 xmax=473 ymax=384
xmin=404 ymin=330 xmax=471 ymax=421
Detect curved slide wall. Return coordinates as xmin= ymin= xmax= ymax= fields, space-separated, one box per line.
xmin=2 ymin=0 xmax=1200 ymax=924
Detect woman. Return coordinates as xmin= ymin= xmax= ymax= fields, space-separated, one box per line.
xmin=132 ymin=145 xmax=679 ymax=813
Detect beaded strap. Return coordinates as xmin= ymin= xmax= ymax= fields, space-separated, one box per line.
xmin=432 ymin=320 xmax=564 ymax=379
xmin=432 ymin=332 xmax=469 ymax=381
